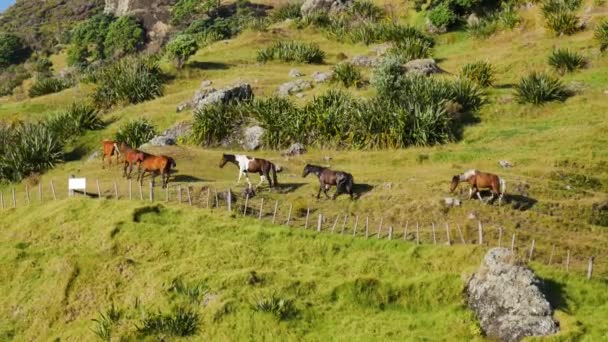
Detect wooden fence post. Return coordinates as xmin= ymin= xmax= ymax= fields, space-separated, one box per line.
xmin=227 ymin=190 xmax=232 ymax=211
xmin=431 ymin=222 xmax=437 ymax=245
xmin=0 ymin=192 xmax=4 ymax=209
xmin=497 ymin=227 xmax=503 ymax=247
xmin=403 ymin=220 xmax=409 ymax=241
xmin=138 ymin=182 xmax=143 ymax=201
xmin=12 ymin=188 xmax=16 ymax=208
xmin=304 ymin=208 xmax=310 ymax=229
xmin=457 ymin=224 xmax=465 ymax=244
xmin=340 ymin=215 xmax=347 ymax=234
xmin=38 ymin=183 xmax=42 ymax=202
xmin=178 ymin=186 xmax=182 ymax=204
xmin=528 ymin=239 xmax=535 ymax=261
xmin=243 ymin=193 xmax=250 ymax=216
xmin=331 ymin=216 xmax=339 ymax=233
xmin=129 ymin=179 xmax=132 ymax=200
xmin=186 ymin=187 xmax=192 ymax=206
xmin=259 ymin=198 xmax=265 ymax=220
xmin=113 ymin=182 xmax=118 ymax=199
xmin=511 ymin=234 xmax=516 ymax=252
xmin=272 ymin=201 xmax=278 ymax=223
xmin=50 ymin=181 xmax=56 ymax=200
xmin=388 ymin=226 xmax=393 ymax=240
xmin=365 ymin=216 xmax=369 ymax=239
xmin=416 ymin=222 xmax=420 ymax=245
xmin=25 ymin=185 xmax=30 ymax=205
xmin=565 ymin=249 xmax=571 ymax=272
xmin=166 ymin=185 xmax=169 ymax=202
xmin=206 ymin=188 xmax=210 ymax=208
xmin=317 ymin=214 xmax=322 ymax=232
xmin=587 ymin=256 xmax=594 ymax=280
xmin=97 ymin=180 xmax=101 ymax=199
xmin=285 ymin=203 xmax=292 ymax=225
xmin=377 ymin=217 xmax=383 ymax=239
xmin=478 ymin=221 xmax=484 ymax=245
xmin=353 ymin=216 xmax=359 ymax=236
xmin=445 ymin=223 xmax=451 ymax=246
xmin=214 ymin=188 xmax=219 ymax=208
xmin=548 ymin=245 xmax=555 ymax=264
xmin=149 ymin=182 xmax=154 ymax=202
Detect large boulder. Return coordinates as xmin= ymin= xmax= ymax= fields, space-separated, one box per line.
xmin=404 ymin=58 xmax=444 ymax=76
xmin=312 ymin=71 xmax=334 ymax=83
xmin=147 ymin=121 xmax=192 ymax=146
xmin=178 ymin=83 xmax=253 ymax=112
xmin=278 ymin=79 xmax=312 ymax=96
xmin=241 ymin=125 xmax=265 ymax=151
xmin=467 ymin=248 xmax=559 ymax=341
xmin=350 ymin=55 xmax=380 ymax=67
xmin=301 ymin=0 xmax=352 ymax=16
xmin=283 ymin=143 xmax=307 ymax=156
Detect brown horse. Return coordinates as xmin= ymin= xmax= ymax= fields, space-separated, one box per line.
xmin=119 ymin=143 xmax=147 ymax=179
xmin=302 ymin=164 xmax=354 ymax=200
xmin=101 ymin=140 xmax=120 ymax=169
xmin=219 ymin=153 xmax=280 ymax=188
xmin=137 ymin=154 xmax=176 ymax=188
xmin=450 ymin=169 xmax=506 ymax=205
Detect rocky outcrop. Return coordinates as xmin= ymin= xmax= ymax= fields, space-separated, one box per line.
xmin=467 ymin=248 xmax=559 ymax=342
xmin=301 ymin=0 xmax=352 ymax=16
xmin=350 ymin=55 xmax=380 ymax=67
xmin=312 ymin=71 xmax=333 ymax=83
xmin=404 ymin=58 xmax=444 ymax=76
xmin=147 ymin=121 xmax=192 ymax=146
xmin=177 ymin=83 xmax=253 ymax=112
xmin=278 ymin=79 xmax=312 ymax=96
xmin=241 ymin=126 xmax=265 ymax=151
xmin=289 ymin=69 xmax=302 ymax=78
xmin=283 ymin=143 xmax=306 ymax=156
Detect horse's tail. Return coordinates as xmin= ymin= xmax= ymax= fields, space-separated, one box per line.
xmin=270 ymin=163 xmax=278 ymax=187
xmin=337 ymin=172 xmax=353 ymax=191
xmin=113 ymin=142 xmax=121 ymax=156
xmin=499 ymin=177 xmax=506 ymax=195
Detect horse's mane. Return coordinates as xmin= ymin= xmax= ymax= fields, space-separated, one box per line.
xmin=305 ymin=164 xmax=327 ymax=171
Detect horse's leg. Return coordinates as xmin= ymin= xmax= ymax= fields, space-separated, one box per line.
xmin=245 ymin=173 xmax=252 ymax=189
xmin=317 ymin=185 xmax=322 ymax=199
xmin=257 ymin=173 xmax=266 ymax=188
xmin=332 ymin=187 xmax=342 ymax=200
xmin=102 ymin=153 xmax=106 ymax=169
xmin=469 ymin=187 xmax=474 ymax=199
xmin=476 ymin=188 xmax=485 ymax=203
xmin=323 ymin=185 xmax=331 ymax=199
xmin=122 ymin=162 xmax=128 ymax=178
xmin=237 ymin=171 xmax=243 ymax=184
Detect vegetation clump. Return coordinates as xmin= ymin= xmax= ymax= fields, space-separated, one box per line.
xmin=515 ymin=71 xmax=568 ymax=104
xmin=165 ymin=34 xmax=199 ymax=68
xmin=0 ymin=33 xmax=29 ymax=68
xmin=270 ymin=2 xmax=303 ymax=22
xmin=459 ymin=61 xmax=495 ymax=87
xmin=257 ymin=41 xmax=325 ymax=64
xmin=595 ymin=19 xmax=608 ymax=52
xmin=541 ymin=0 xmax=581 ymax=35
xmin=28 ymin=77 xmax=74 ymax=98
xmin=332 ymin=62 xmax=365 ymax=88
xmin=137 ymin=306 xmax=199 ymax=337
xmin=548 ymin=48 xmax=584 ymax=74
xmin=114 ymin=119 xmax=157 ymax=148
xmin=252 ymin=293 xmax=298 ymax=320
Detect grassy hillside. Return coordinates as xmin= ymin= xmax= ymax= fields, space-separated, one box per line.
xmin=0 ymin=199 xmax=607 ymax=340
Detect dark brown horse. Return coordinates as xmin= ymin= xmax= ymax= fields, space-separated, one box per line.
xmin=138 ymin=154 xmax=176 ymax=188
xmin=302 ymin=164 xmax=354 ymax=200
xmin=219 ymin=153 xmax=280 ymax=188
xmin=101 ymin=140 xmax=120 ymax=169
xmin=119 ymin=143 xmax=147 ymax=179
xmin=450 ymin=169 xmax=506 ymax=205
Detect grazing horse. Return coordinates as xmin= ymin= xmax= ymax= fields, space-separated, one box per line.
xmin=450 ymin=169 xmax=506 ymax=205
xmin=101 ymin=140 xmax=121 ymax=169
xmin=219 ymin=153 xmax=280 ymax=188
xmin=138 ymin=154 xmax=176 ymax=188
xmin=302 ymin=164 xmax=354 ymax=200
xmin=119 ymin=143 xmax=147 ymax=179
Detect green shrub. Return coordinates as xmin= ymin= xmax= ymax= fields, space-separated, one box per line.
xmin=191 ymin=102 xmax=245 ymax=146
xmin=0 ymin=65 xmax=30 ymax=96
xmin=298 ymin=9 xmax=332 ymax=28
xmin=332 ymin=62 xmax=364 ymax=88
xmin=427 ymin=3 xmax=457 ymax=30
xmin=247 ymin=97 xmax=305 ymax=148
xmin=92 ymin=55 xmax=164 ymax=108
xmin=468 ymin=17 xmax=499 ymax=38
xmin=390 ymin=37 xmax=433 ymax=61
xmin=515 ymin=71 xmax=568 ymax=104
xmin=104 ymin=16 xmax=145 ymax=58
xmin=548 ymin=48 xmax=584 ymax=74
xmin=499 ymin=2 xmax=520 ymax=29
xmin=257 ymin=41 xmax=325 ymax=64
xmin=167 ymin=278 xmax=209 ymax=304
xmin=595 ymin=20 xmax=608 ymax=52
xmin=459 ymin=61 xmax=494 ymax=87
xmin=115 ymin=119 xmax=157 ymax=148
xmin=137 ymin=307 xmax=198 ymax=337
xmin=303 ymin=90 xmax=356 ymax=146
xmin=69 ymin=14 xmax=115 ymax=63
xmin=166 ymin=34 xmax=199 ymax=68
xmin=34 ymin=58 xmax=53 ymax=77
xmin=347 ymin=0 xmax=385 ymax=22
xmin=28 ymin=77 xmax=74 ymax=97
xmin=46 ymin=103 xmax=104 ymax=141
xmin=0 ymin=33 xmax=29 ymax=67
xmin=270 ymin=2 xmax=302 ymax=22
xmin=544 ymin=10 xmax=579 ymax=35
xmin=252 ymin=293 xmax=297 ymax=321
xmin=92 ymin=304 xmax=121 ymax=341
xmin=541 ymin=0 xmax=582 ymax=13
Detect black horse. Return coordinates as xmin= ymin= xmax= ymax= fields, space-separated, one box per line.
xmin=302 ymin=164 xmax=354 ymax=200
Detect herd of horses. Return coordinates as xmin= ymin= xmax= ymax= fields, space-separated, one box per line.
xmin=101 ymin=139 xmax=507 ymax=204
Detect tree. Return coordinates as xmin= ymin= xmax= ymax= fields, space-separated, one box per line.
xmin=165 ymin=34 xmax=198 ymax=68
xmin=0 ymin=33 xmax=29 ymax=68
xmin=69 ymin=14 xmax=115 ymax=62
xmin=104 ymin=16 xmax=145 ymax=58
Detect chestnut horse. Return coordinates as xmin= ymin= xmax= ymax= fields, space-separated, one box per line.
xmin=219 ymin=153 xmax=280 ymax=188
xmin=302 ymin=164 xmax=354 ymax=200
xmin=101 ymin=140 xmax=121 ymax=169
xmin=137 ymin=154 xmax=176 ymax=188
xmin=119 ymin=143 xmax=148 ymax=179
xmin=450 ymin=169 xmax=506 ymax=205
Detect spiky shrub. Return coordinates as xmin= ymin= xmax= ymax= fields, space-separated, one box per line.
xmin=246 ymin=97 xmax=305 ymax=148
xmin=499 ymin=2 xmax=520 ymax=29
xmin=331 ymin=62 xmax=364 ymax=88
xmin=371 ymin=56 xmax=405 ymax=101
xmin=115 ymin=119 xmax=157 ymax=148
xmin=459 ymin=61 xmax=494 ymax=87
xmin=0 ymin=65 xmax=30 ymax=96
xmin=427 ymin=3 xmax=457 ymax=30
xmin=28 ymin=77 xmax=74 ymax=97
xmin=165 ymin=34 xmax=199 ymax=69
xmin=167 ymin=278 xmax=209 ymax=304
xmin=390 ymin=37 xmax=433 ymax=61
xmin=191 ymin=102 xmax=245 ymax=146
xmin=252 ymin=293 xmax=297 ymax=321
xmin=103 ymin=16 xmax=145 ymax=58
xmin=449 ymin=78 xmax=485 ymax=112
xmin=137 ymin=307 xmax=198 ymax=337
xmin=92 ymin=55 xmax=164 ymax=108
xmin=595 ymin=20 xmax=608 ymax=52
xmin=46 ymin=103 xmax=104 ymax=141
xmin=303 ymin=90 xmax=357 ymax=146
xmin=347 ymin=0 xmax=385 ymax=22
xmin=270 ymin=2 xmax=302 ymax=22
xmin=256 ymin=41 xmax=325 ymax=64
xmin=92 ymin=304 xmax=121 ymax=341
xmin=548 ymin=48 xmax=584 ymax=74
xmin=468 ymin=17 xmax=498 ymax=38
xmin=515 ymin=71 xmax=568 ymax=104
xmin=544 ymin=11 xmax=579 ymax=35
xmin=298 ymin=9 xmax=332 ymax=28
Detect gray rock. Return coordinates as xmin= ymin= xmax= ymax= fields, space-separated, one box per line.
xmin=467 ymin=248 xmax=559 ymax=342
xmin=200 ymin=80 xmax=213 ymax=87
xmin=425 ymin=18 xmax=447 ymax=34
xmin=289 ymin=69 xmax=303 ymax=77
xmin=301 ymin=0 xmax=352 ymax=16
xmin=242 ymin=125 xmax=265 ymax=150
xmin=312 ymin=71 xmax=333 ymax=83
xmin=278 ymin=79 xmax=312 ymax=96
xmin=148 ymin=121 xmax=193 ymax=146
xmin=295 ymin=93 xmax=306 ymax=98
xmin=194 ymin=83 xmax=253 ymax=110
xmin=499 ymin=160 xmax=514 ymax=168
xmin=404 ymin=58 xmax=444 ymax=76
xmin=87 ymin=151 xmax=100 ymax=162
xmin=371 ymin=43 xmax=392 ymax=56
xmin=176 ymin=102 xmax=190 ymax=112
xmin=467 ymin=13 xmax=480 ymax=26
xmin=284 ymin=143 xmax=307 ymax=156
xmin=350 ymin=55 xmax=380 ymax=67
xmin=444 ymin=197 xmax=461 ymax=207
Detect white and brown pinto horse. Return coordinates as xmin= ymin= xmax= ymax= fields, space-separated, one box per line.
xmin=219 ymin=153 xmax=280 ymax=188
xmin=450 ymin=169 xmax=506 ymax=205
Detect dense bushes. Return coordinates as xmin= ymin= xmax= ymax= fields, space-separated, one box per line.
xmin=136 ymin=307 xmax=198 ymax=337
xmin=104 ymin=16 xmax=145 ymax=58
xmin=257 ymin=41 xmax=325 ymax=64
xmin=165 ymin=34 xmax=199 ymax=68
xmin=515 ymin=71 xmax=568 ymax=104
xmin=0 ymin=65 xmax=30 ymax=96
xmin=28 ymin=77 xmax=74 ymax=97
xmin=460 ymin=61 xmax=494 ymax=87
xmin=92 ymin=55 xmax=164 ymax=107
xmin=332 ymin=62 xmax=364 ymax=88
xmin=46 ymin=103 xmax=104 ymax=141
xmin=548 ymin=48 xmax=584 ymax=74
xmin=270 ymin=2 xmax=302 ymax=22
xmin=595 ymin=20 xmax=608 ymax=52
xmin=115 ymin=119 xmax=157 ymax=148
xmin=541 ymin=0 xmax=581 ymax=35
xmin=191 ymin=102 xmax=245 ymax=146
xmin=427 ymin=3 xmax=457 ymax=30
xmin=0 ymin=33 xmax=29 ymax=68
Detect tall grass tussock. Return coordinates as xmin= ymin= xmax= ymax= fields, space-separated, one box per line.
xmin=548 ymin=48 xmax=584 ymax=74
xmin=515 ymin=71 xmax=568 ymax=104
xmin=28 ymin=77 xmax=74 ymax=97
xmin=257 ymin=41 xmax=325 ymax=64
xmin=115 ymin=119 xmax=157 ymax=148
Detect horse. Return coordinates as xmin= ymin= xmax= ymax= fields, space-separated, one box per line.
xmin=119 ymin=143 xmax=147 ymax=179
xmin=137 ymin=154 xmax=176 ymax=188
xmin=101 ymin=140 xmax=121 ymax=169
xmin=450 ymin=169 xmax=506 ymax=205
xmin=219 ymin=153 xmax=280 ymax=189
xmin=302 ymin=164 xmax=354 ymax=200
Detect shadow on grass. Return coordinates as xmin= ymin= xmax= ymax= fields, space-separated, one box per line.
xmin=353 ymin=183 xmax=374 ymax=199
xmin=276 ymin=182 xmax=306 ymax=194
xmin=541 ymin=278 xmax=569 ymax=312
xmin=171 ymin=174 xmax=206 ymax=183
xmin=468 ymin=190 xmax=537 ymax=211
xmin=188 ymin=61 xmax=231 ymax=70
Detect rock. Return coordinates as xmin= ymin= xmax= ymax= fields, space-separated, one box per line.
xmin=499 ymin=160 xmax=514 ymax=168
xmin=467 ymin=212 xmax=477 ymax=220
xmin=87 ymin=151 xmax=100 ymax=162
xmin=404 ymin=58 xmax=444 ymax=76
xmin=467 ymin=13 xmax=480 ymax=26
xmin=312 ymin=71 xmax=333 ymax=83
xmin=289 ymin=69 xmax=302 ymax=77
xmin=425 ymin=18 xmax=447 ymax=34
xmin=444 ymin=197 xmax=461 ymax=207
xmin=295 ymin=93 xmax=306 ymax=98
xmin=323 ymin=156 xmax=332 ymax=162
xmin=193 ymin=83 xmax=253 ymax=110
xmin=176 ymin=102 xmax=190 ymax=112
xmin=283 ymin=143 xmax=306 ymax=156
xmin=200 ymin=80 xmax=213 ymax=87
xmin=350 ymin=55 xmax=380 ymax=67
xmin=147 ymin=121 xmax=192 ymax=146
xmin=371 ymin=43 xmax=392 ymax=56
xmin=241 ymin=125 xmax=265 ymax=151
xmin=301 ymin=0 xmax=352 ymax=16
xmin=467 ymin=248 xmax=559 ymax=341
xmin=278 ymin=79 xmax=312 ymax=96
